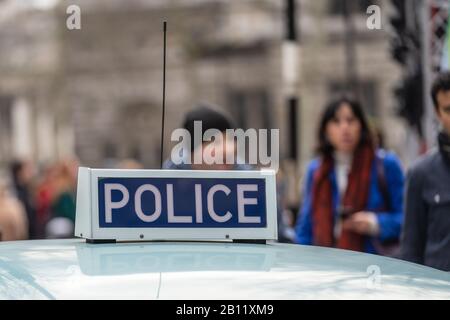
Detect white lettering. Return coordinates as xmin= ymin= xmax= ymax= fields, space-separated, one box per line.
xmin=134 ymin=184 xmax=162 ymax=222
xmin=105 ymin=183 xmax=129 ymax=223
xmin=207 ymin=184 xmax=232 ymax=223
xmin=167 ymin=184 xmax=192 ymax=223
xmin=237 ymin=184 xmax=260 ymax=223
xmin=366 ymin=5 xmax=381 ymax=30
xmin=170 ymin=129 xmax=191 ymax=165
xmin=203 ymin=129 xmax=224 ymax=165
xmin=193 ymin=121 xmax=203 ymax=164
xmin=195 ymin=184 xmax=203 ymax=223
xmin=66 ymin=5 xmax=81 ymax=30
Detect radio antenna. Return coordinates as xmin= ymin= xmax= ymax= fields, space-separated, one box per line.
xmin=160 ymin=21 xmax=167 ymax=169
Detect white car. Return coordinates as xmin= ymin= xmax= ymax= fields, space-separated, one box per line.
xmin=0 ymin=238 xmax=449 ymax=299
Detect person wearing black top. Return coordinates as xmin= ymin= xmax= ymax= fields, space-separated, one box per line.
xmin=401 ymin=72 xmax=450 ymax=271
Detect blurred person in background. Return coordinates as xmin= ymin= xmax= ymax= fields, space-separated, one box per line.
xmin=401 ymin=72 xmax=450 ymax=271
xmin=46 ymin=158 xmax=79 ymax=238
xmin=295 ymin=97 xmax=405 ymax=255
xmin=164 ymin=105 xmax=292 ymax=242
xmin=275 ymin=165 xmax=297 ymax=243
xmin=0 ymin=178 xmax=28 ymax=241
xmin=10 ymin=160 xmax=37 ymax=239
xmin=35 ymin=164 xmax=59 ymax=238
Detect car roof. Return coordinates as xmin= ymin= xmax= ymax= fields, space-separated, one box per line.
xmin=0 ymin=239 xmax=449 ymax=299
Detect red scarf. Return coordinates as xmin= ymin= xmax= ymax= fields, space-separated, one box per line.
xmin=312 ymin=144 xmax=374 ymax=252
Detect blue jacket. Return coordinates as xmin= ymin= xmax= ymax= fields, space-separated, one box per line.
xmin=295 ymin=150 xmax=405 ymax=254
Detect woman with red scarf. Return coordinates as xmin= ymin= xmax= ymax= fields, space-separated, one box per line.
xmin=295 ymin=97 xmax=405 ymax=254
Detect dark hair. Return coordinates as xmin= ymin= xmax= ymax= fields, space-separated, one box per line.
xmin=10 ymin=160 xmax=24 ymax=187
xmin=431 ymin=71 xmax=450 ymax=110
xmin=316 ymin=97 xmax=373 ymax=157
xmin=183 ymin=105 xmax=235 ymax=152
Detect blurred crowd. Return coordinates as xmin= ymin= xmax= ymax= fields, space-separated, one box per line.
xmin=0 ymin=157 xmax=147 ymax=242
xmin=1 ymin=71 xmax=450 ymax=273
xmin=0 ymin=158 xmax=79 ymax=241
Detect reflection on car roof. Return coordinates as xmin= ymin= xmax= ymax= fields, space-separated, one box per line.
xmin=0 ymin=239 xmax=449 ymax=299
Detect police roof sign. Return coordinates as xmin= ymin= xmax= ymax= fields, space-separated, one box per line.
xmin=75 ymin=168 xmax=277 ymax=242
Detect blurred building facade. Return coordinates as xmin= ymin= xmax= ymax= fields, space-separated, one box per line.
xmin=0 ymin=0 xmax=288 ymax=171
xmin=0 ymin=0 xmax=69 ymax=176
xmin=0 ymin=0 xmax=409 ymax=204
xmin=62 ymin=0 xmax=287 ymax=169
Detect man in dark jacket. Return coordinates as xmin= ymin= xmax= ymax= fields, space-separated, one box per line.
xmin=401 ymin=72 xmax=450 ymax=271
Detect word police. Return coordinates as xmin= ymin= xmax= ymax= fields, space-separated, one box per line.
xmin=98 ymin=177 xmax=267 ymax=228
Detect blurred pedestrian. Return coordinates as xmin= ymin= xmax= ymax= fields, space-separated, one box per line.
xmin=35 ymin=164 xmax=58 ymax=238
xmin=0 ymin=178 xmax=28 ymax=241
xmin=295 ymin=97 xmax=405 ymax=254
xmin=10 ymin=159 xmax=37 ymax=239
xmin=48 ymin=159 xmax=78 ymax=228
xmin=401 ymin=72 xmax=450 ymax=271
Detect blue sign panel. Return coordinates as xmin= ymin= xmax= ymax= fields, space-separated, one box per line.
xmin=97 ymin=177 xmax=267 ymax=228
